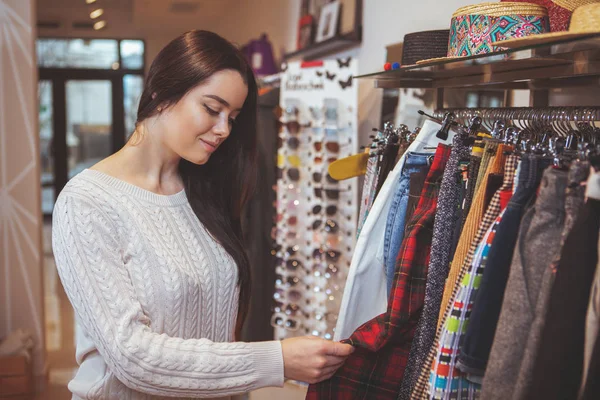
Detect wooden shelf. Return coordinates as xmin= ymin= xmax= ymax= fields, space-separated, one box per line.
xmin=355 ymin=34 xmax=600 ymax=91
xmin=284 ymin=30 xmax=362 ymax=61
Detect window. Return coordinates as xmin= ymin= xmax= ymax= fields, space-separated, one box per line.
xmin=37 ymin=38 xmax=145 ymax=70
xmin=120 ymin=40 xmax=145 ymax=70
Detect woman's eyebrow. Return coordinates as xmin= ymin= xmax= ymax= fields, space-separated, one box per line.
xmin=204 ymin=94 xmax=242 ymax=111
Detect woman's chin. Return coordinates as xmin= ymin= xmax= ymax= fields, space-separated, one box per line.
xmin=183 ymin=153 xmax=211 ymax=166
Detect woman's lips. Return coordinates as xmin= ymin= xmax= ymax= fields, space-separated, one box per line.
xmin=199 ymin=138 xmax=217 ymax=152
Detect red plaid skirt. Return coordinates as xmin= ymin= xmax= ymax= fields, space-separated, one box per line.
xmin=307 ymin=144 xmax=451 ymax=399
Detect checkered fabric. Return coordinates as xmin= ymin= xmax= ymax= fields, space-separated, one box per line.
xmin=306 ymin=144 xmax=451 ymax=399
xmin=398 ymin=135 xmax=471 ymax=400
xmin=411 ymin=147 xmax=512 ymax=399
xmin=427 ymin=156 xmax=516 ymax=399
xmin=428 ymin=211 xmax=504 ymax=399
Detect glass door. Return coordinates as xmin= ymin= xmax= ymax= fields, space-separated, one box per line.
xmin=65 ymin=80 xmax=113 ymax=179
xmin=39 ymin=80 xmax=54 ymax=216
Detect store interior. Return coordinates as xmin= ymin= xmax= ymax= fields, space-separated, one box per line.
xmin=1 ymin=0 xmax=600 ymax=399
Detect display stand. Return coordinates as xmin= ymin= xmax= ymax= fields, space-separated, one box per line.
xmin=355 ymin=34 xmax=600 ymax=108
xmin=272 ymin=58 xmax=359 ymax=341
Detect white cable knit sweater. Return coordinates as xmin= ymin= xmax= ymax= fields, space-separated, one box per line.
xmin=52 ymin=169 xmax=284 ymax=400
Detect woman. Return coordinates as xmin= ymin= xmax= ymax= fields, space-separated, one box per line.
xmin=52 ymin=30 xmax=353 ymax=400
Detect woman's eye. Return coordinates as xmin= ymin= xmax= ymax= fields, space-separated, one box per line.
xmin=204 ymin=105 xmax=219 ymax=116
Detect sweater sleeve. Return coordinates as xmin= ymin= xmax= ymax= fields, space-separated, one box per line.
xmin=52 ymin=191 xmax=284 ymax=398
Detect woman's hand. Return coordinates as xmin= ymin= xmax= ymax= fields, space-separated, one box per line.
xmin=281 ymin=336 xmax=355 ymax=384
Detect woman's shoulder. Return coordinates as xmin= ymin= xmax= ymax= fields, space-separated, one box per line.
xmin=55 ymin=169 xmax=121 ymax=216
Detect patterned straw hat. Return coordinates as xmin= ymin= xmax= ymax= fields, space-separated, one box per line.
xmin=417 ymin=2 xmax=550 ymax=65
xmin=493 ymin=2 xmax=600 ymax=48
xmin=502 ymin=0 xmax=572 ymax=31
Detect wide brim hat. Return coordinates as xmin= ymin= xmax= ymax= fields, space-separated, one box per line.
xmin=417 ymin=2 xmax=550 ymax=65
xmin=552 ymin=0 xmax=599 ymax=11
xmin=492 ymin=2 xmax=600 ymax=48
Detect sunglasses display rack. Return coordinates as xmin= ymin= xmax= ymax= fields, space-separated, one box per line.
xmin=271 ymin=59 xmax=359 ymax=341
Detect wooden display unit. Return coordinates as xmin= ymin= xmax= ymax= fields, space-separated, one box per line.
xmin=354 ymin=34 xmax=600 ymax=108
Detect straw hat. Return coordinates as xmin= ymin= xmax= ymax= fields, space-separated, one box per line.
xmin=416 ymin=2 xmax=550 ymax=65
xmin=401 ymin=30 xmax=450 ymax=66
xmin=552 ymin=0 xmax=599 ymax=11
xmin=502 ymin=0 xmax=572 ymax=32
xmin=492 ymin=2 xmax=600 ymax=48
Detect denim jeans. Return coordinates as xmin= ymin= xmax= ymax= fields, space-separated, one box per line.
xmin=458 ymin=156 xmax=552 ymax=379
xmin=383 ymin=152 xmax=431 ymax=295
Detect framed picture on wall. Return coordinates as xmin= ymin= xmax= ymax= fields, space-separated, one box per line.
xmin=298 ymin=14 xmax=315 ymax=49
xmin=310 ymin=0 xmax=331 ymax=16
xmin=315 ymin=1 xmax=340 ymax=43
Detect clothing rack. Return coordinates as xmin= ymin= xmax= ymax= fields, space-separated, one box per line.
xmin=433 ymin=107 xmax=600 ymax=133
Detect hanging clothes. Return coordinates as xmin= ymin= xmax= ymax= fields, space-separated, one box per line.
xmin=375 ymin=142 xmax=401 ymax=199
xmin=462 ymin=167 xmax=568 ymax=399
xmin=404 ymin=168 xmax=429 ymax=233
xmin=306 ymin=144 xmax=451 ymax=399
xmin=427 ymin=155 xmax=517 ymax=399
xmin=582 ymin=228 xmax=600 ymax=398
xmin=506 ymin=163 xmax=588 ymax=400
xmin=412 ymin=143 xmax=509 ymax=399
xmin=462 ymin=162 xmax=587 ymax=387
xmin=437 ymin=142 xmax=500 ymax=326
xmin=444 ymin=156 xmax=550 ymax=388
xmin=334 ymin=120 xmax=451 ymax=342
xmin=580 ymin=173 xmax=600 ymax=400
xmin=461 ymin=149 xmax=483 ymax=230
xmin=398 ymin=134 xmax=471 ymax=400
xmin=523 ymin=172 xmax=600 ymax=400
xmin=429 ymin=210 xmax=504 ymax=399
xmin=383 ymin=152 xmax=432 ymax=296
xmin=357 ymin=154 xmax=380 ymax=236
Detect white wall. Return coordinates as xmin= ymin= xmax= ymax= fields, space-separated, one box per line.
xmin=207 ymin=0 xmax=475 ymax=145
xmin=357 ymin=0 xmax=473 ymax=146
xmin=0 ymin=0 xmax=45 ymax=377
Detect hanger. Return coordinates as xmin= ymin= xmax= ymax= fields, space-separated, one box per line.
xmin=327 ymin=122 xmax=399 ymax=181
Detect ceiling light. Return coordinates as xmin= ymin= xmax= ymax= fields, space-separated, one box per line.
xmin=93 ymin=20 xmax=106 ymax=30
xmin=90 ymin=8 xmax=104 ymax=19
xmin=85 ymin=0 xmax=97 ymax=4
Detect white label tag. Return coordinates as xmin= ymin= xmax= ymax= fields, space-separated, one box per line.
xmin=252 ymin=53 xmax=263 ymax=69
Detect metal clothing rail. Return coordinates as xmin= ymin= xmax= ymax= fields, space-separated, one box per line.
xmin=433 ymin=107 xmax=600 ymax=132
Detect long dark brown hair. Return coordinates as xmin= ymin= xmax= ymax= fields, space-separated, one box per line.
xmin=135 ymin=30 xmax=257 ymax=338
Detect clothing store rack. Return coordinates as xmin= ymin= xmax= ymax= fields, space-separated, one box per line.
xmin=433 ymin=107 xmax=600 ymax=133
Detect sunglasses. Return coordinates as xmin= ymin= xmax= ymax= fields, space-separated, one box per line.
xmin=275 ymin=274 xmax=302 ymax=288
xmin=278 ymin=136 xmax=301 ymax=150
xmin=273 ymin=287 xmax=303 ymax=303
xmin=312 ymin=248 xmax=342 ymax=262
xmin=311 ymin=219 xmax=340 ymax=233
xmin=312 ymin=172 xmax=337 ymax=184
xmin=277 ymin=120 xmax=311 ymax=135
xmin=287 ymin=168 xmax=300 ymax=181
xmin=271 ymin=313 xmax=300 ymax=331
xmin=313 ymin=141 xmax=341 ymax=153
xmin=271 ymin=227 xmax=296 ymax=240
xmin=276 ymin=258 xmax=304 ymax=271
xmin=277 ymin=154 xmax=301 ymax=168
xmin=284 ymin=245 xmax=299 ymax=257
xmin=314 ymin=188 xmax=347 ymax=200
xmin=270 ymin=243 xmax=282 ymax=256
xmin=276 ymin=214 xmax=298 ymax=226
xmin=312 ymin=204 xmax=338 ymax=216
xmin=313 ymin=156 xmax=338 ymax=164
xmin=312 ymin=231 xmax=341 ymax=248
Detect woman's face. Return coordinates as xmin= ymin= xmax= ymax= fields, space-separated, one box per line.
xmin=157 ymin=69 xmax=248 ymax=165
